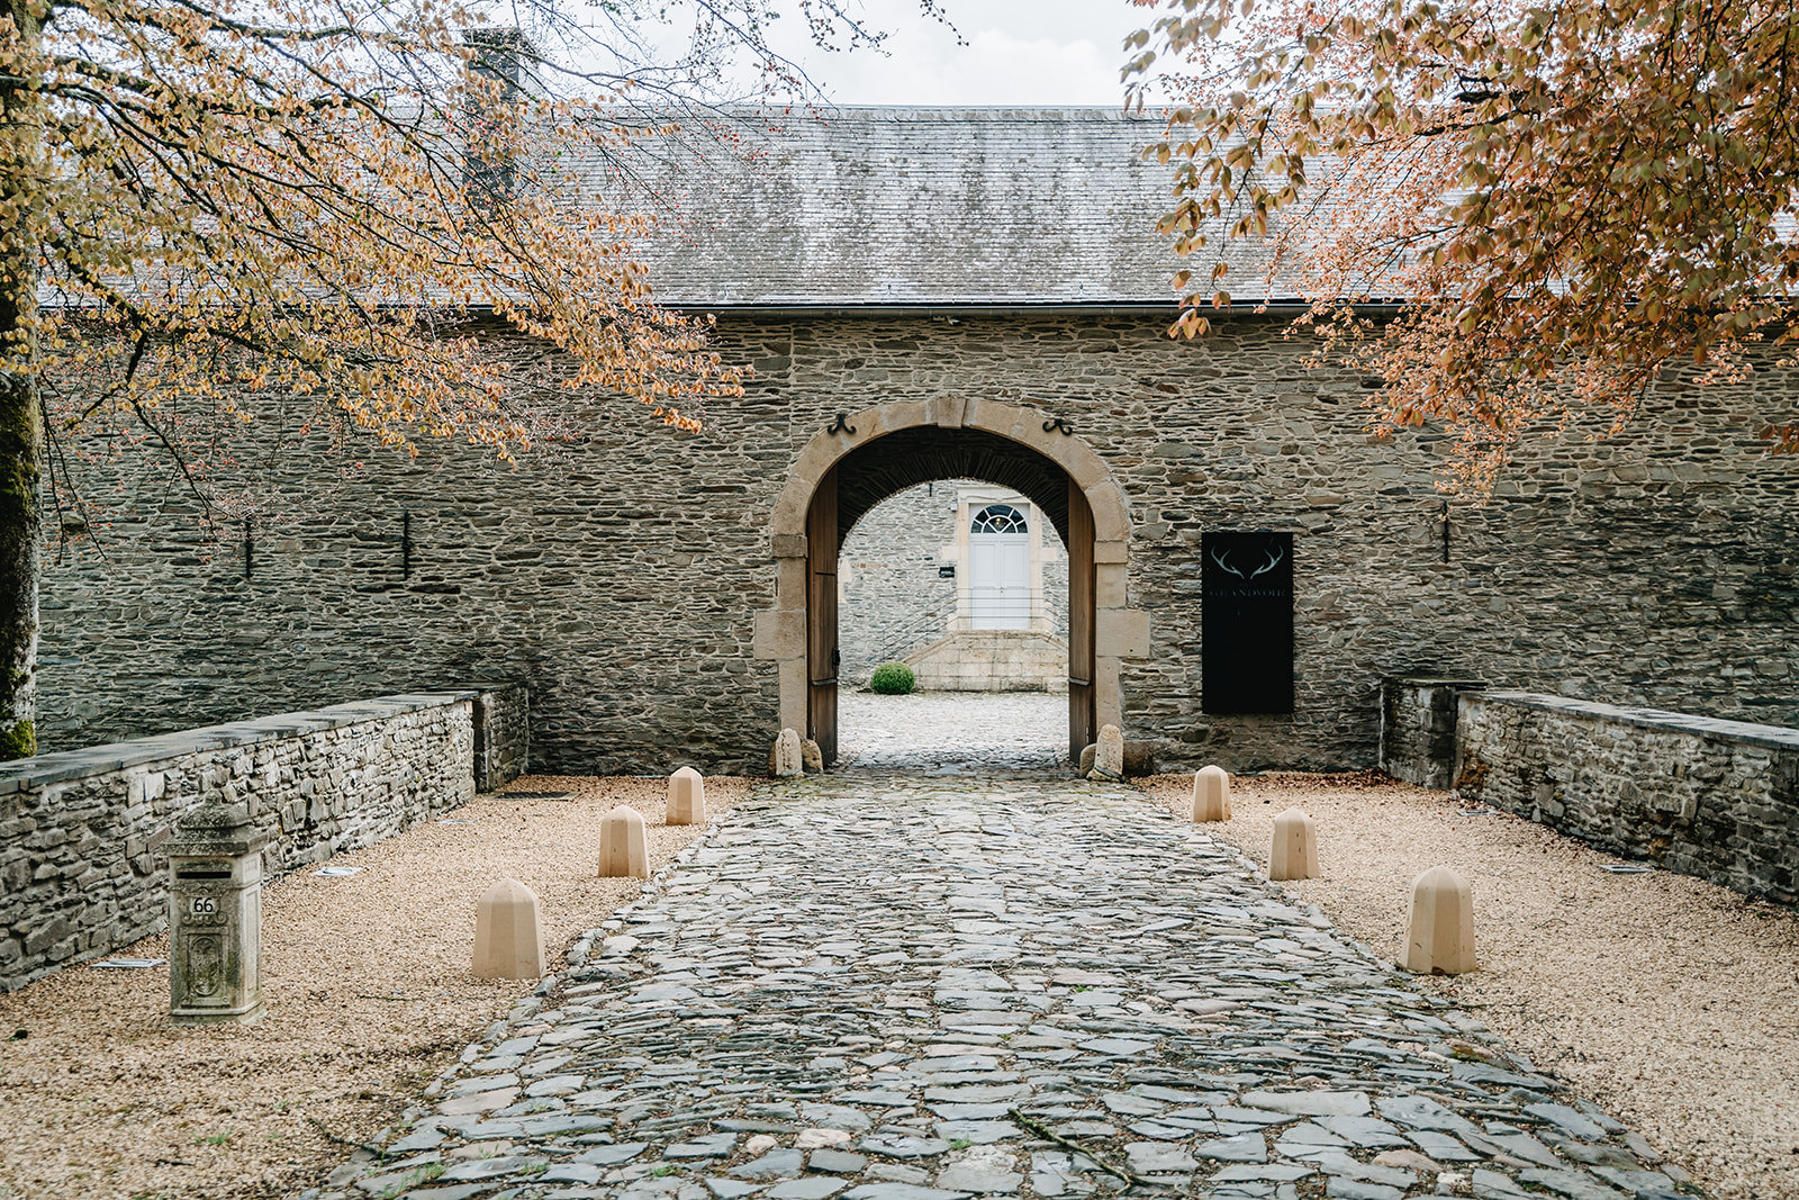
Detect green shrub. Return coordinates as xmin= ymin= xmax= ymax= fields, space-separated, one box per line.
xmin=869 ymin=662 xmax=916 ymax=695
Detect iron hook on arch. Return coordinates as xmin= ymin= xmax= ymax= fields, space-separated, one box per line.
xmin=1043 ymin=417 xmax=1074 ymax=436
xmin=826 ymin=412 xmax=857 ymax=436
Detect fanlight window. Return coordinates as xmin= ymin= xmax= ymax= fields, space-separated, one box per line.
xmin=970 ymin=503 xmax=1028 ymax=535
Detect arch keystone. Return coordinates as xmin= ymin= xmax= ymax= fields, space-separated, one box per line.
xmin=928 ymin=395 xmax=969 ymax=428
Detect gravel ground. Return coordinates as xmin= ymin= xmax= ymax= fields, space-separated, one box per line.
xmin=0 ymin=773 xmax=745 ymax=1200
xmin=1141 ymin=770 xmax=1799 ymax=1200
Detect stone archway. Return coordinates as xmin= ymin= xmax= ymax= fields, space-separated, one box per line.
xmin=755 ymin=397 xmax=1148 ymax=765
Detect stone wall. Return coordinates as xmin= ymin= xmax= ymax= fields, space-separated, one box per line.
xmin=0 ymin=689 xmax=521 ymax=992
xmin=840 ymin=481 xmax=962 ymax=682
xmin=1385 ymin=684 xmax=1797 ymax=904
xmin=38 ymin=311 xmax=1799 ymax=773
xmin=907 ymin=631 xmax=1068 ymax=693
xmin=474 ymin=684 xmax=530 ymax=792
xmin=1379 ymin=677 xmax=1487 ymax=789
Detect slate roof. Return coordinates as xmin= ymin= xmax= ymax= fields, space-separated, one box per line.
xmin=602 ymin=107 xmax=1233 ymax=309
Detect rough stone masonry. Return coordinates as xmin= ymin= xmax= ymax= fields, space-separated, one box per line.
xmin=35 ymin=109 xmax=1799 ymax=774
xmin=0 ymin=686 xmax=525 ymax=990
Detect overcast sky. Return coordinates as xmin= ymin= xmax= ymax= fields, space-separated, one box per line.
xmin=788 ymin=0 xmax=1144 ymax=106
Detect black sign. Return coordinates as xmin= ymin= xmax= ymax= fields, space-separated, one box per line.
xmin=1202 ymin=531 xmax=1294 ymax=714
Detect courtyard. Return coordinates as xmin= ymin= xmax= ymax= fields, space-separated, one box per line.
xmin=2 ymin=2 xmax=1797 ymax=1199
xmin=0 ymin=694 xmax=1792 ymax=1200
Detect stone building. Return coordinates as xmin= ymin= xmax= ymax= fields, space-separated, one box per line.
xmin=839 ymin=481 xmax=1068 ymax=691
xmin=37 ymin=108 xmax=1799 ymax=773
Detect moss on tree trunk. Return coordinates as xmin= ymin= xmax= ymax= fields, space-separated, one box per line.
xmin=0 ymin=0 xmax=44 ymax=760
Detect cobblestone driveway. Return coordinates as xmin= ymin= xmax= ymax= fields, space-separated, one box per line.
xmin=315 ymin=773 xmax=1687 ymax=1200
xmin=837 ymin=692 xmax=1067 ymax=772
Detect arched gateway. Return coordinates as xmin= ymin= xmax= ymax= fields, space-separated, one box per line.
xmin=756 ymin=397 xmax=1150 ymax=765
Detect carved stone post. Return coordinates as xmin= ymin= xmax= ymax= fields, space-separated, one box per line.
xmin=166 ymin=800 xmax=270 ymax=1025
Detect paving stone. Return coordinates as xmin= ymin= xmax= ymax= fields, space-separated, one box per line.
xmin=1526 ymin=1103 xmax=1610 ymax=1142
xmin=1194 ymin=1133 xmax=1268 ymax=1163
xmin=732 ymin=1151 xmax=807 ymax=1179
xmin=768 ymin=1178 xmax=849 ymax=1200
xmin=809 ymin=1150 xmax=870 ymax=1174
xmin=1517 ymin=1168 xmax=1631 ymax=1199
xmin=1324 ymin=1180 xmax=1404 ymax=1200
xmin=861 ymin=1135 xmax=951 ymax=1159
xmin=312 ymin=770 xmax=1683 ymax=1200
xmin=843 ymin=1185 xmax=969 ymax=1200
xmin=1123 ymin=1142 xmax=1198 ymax=1173
xmin=579 ymin=1143 xmax=651 ymax=1165
xmin=934 ymin=1165 xmax=1022 ymax=1193
xmin=1241 ymin=1091 xmax=1371 ymax=1118
xmin=935 ymin=1120 xmax=1018 ymax=1144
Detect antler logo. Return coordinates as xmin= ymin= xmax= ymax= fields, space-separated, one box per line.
xmin=1210 ymin=544 xmax=1285 ymax=580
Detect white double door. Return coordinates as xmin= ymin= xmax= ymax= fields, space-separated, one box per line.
xmin=968 ymin=533 xmax=1031 ymax=629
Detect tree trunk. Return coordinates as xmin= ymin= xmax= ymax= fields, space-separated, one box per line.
xmin=0 ymin=0 xmax=44 ymax=759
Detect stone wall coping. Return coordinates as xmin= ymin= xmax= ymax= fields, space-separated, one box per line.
xmin=0 ymin=691 xmax=487 ymax=795
xmin=1469 ymin=690 xmax=1799 ymax=752
xmin=1388 ymin=676 xmax=1489 ymax=689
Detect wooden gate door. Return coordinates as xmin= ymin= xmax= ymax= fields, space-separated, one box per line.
xmin=1067 ymin=479 xmax=1096 ymax=762
xmin=807 ymin=467 xmax=840 ymax=765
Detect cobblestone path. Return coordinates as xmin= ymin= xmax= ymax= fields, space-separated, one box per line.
xmin=837 ymin=693 xmax=1066 ymax=773
xmin=315 ymin=773 xmax=1687 ymax=1200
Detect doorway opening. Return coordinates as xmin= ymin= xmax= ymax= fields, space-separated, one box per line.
xmin=761 ymin=398 xmax=1141 ymax=774
xmin=800 ymin=423 xmax=1098 ymax=769
xmin=835 ymin=481 xmax=1070 ymax=770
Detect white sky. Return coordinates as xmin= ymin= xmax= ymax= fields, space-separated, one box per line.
xmin=786 ymin=0 xmax=1146 ymax=106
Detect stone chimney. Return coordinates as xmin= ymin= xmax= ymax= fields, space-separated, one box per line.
xmin=461 ymin=26 xmax=539 ymax=205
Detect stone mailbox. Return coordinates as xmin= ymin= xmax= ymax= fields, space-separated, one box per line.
xmin=166 ymin=799 xmax=271 ymax=1025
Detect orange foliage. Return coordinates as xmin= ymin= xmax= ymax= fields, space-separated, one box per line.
xmin=1127 ymin=0 xmax=1799 ymax=491
xmin=0 ymin=0 xmax=750 ymax=471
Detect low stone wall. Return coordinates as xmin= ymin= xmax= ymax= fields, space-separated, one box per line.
xmin=473 ymin=684 xmax=529 ymax=791
xmin=908 ymin=630 xmax=1070 ymax=693
xmin=0 ymin=687 xmax=525 ymax=992
xmin=1378 ymin=677 xmax=1486 ymax=789
xmin=1398 ymin=686 xmax=1797 ymax=905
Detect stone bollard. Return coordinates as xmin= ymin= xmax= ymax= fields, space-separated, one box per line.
xmin=598 ymin=805 xmax=649 ymax=878
xmin=473 ymin=878 xmax=546 ymax=980
xmin=1268 ymin=807 xmax=1319 ymax=881
xmin=1191 ymin=765 xmax=1232 ymax=822
xmin=166 ymin=799 xmax=270 ymax=1025
xmin=1089 ymin=724 xmax=1124 ymax=780
xmin=667 ymin=766 xmax=706 ymax=826
xmin=770 ymin=728 xmax=804 ymax=778
xmin=801 ymin=737 xmax=824 ymax=773
xmin=1402 ymin=866 xmax=1476 ymax=975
